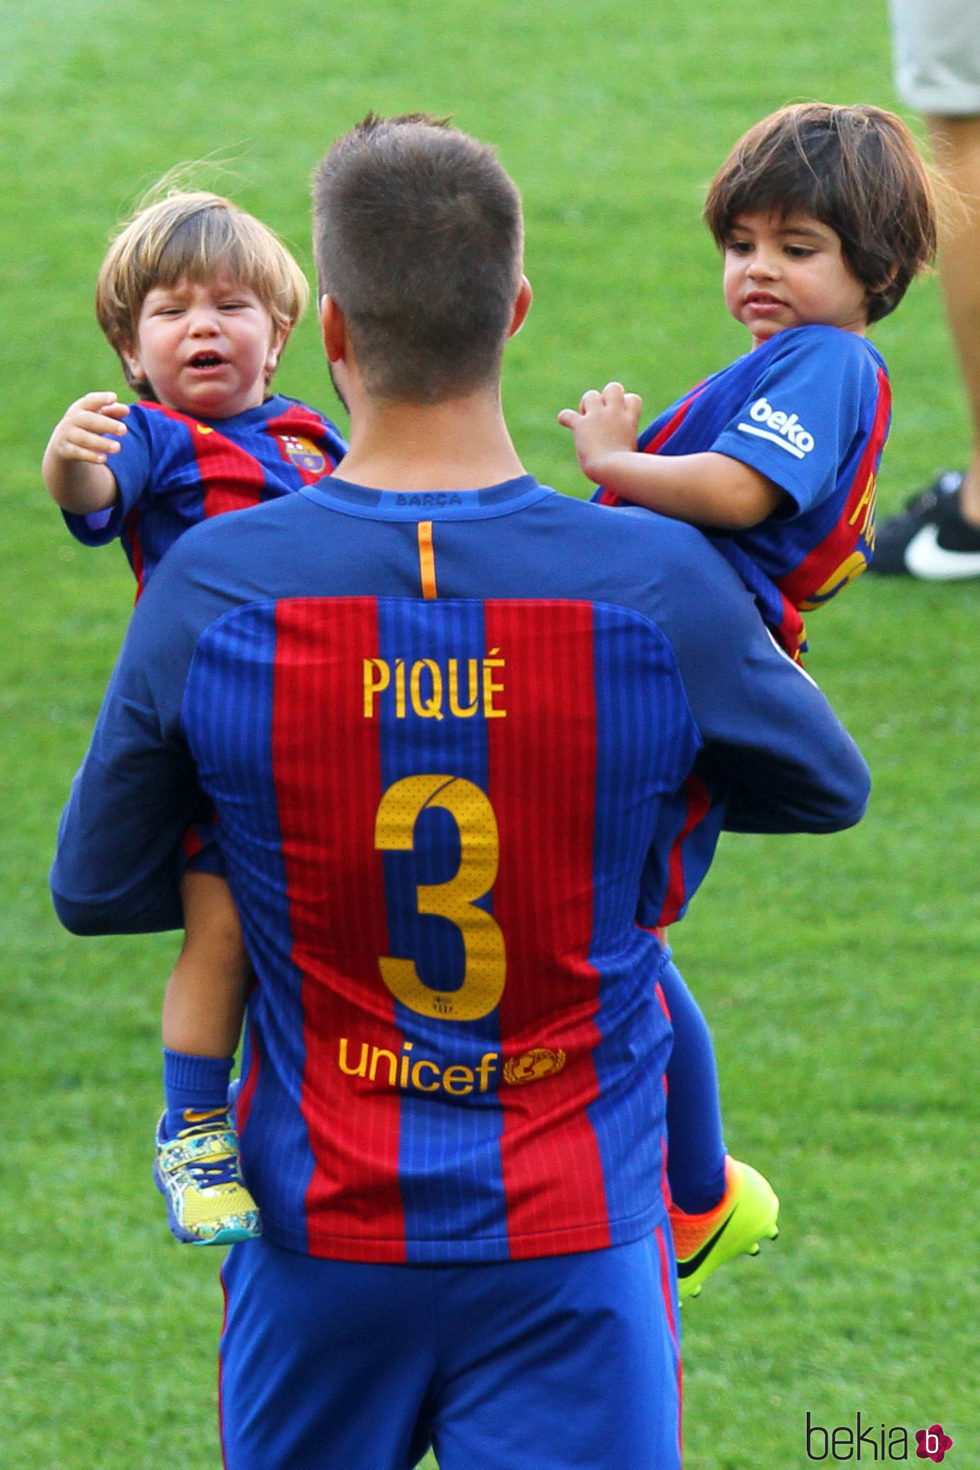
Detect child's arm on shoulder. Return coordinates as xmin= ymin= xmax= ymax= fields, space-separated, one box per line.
xmin=42 ymin=391 xmax=129 ymax=514
xmin=558 ymin=380 xmax=783 ymax=530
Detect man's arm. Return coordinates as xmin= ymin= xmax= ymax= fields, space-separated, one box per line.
xmin=50 ymin=558 xmax=206 ymax=935
xmin=630 ymin=517 xmax=869 ymax=930
xmin=644 ymin=520 xmax=870 ymax=834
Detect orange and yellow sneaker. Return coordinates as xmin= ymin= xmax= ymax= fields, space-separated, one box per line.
xmin=670 ymin=1156 xmax=779 ymax=1300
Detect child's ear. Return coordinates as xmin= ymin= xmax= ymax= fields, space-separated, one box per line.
xmin=866 ymin=263 xmax=900 ymax=320
xmin=266 ymin=325 xmax=290 ymax=375
xmin=121 ymin=348 xmax=143 ymax=386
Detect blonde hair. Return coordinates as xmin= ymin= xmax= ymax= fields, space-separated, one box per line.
xmin=95 ymin=190 xmax=310 ymax=393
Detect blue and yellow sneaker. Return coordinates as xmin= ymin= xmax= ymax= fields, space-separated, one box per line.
xmin=153 ymin=1113 xmax=261 ymax=1246
xmin=670 ymin=1156 xmax=779 ymax=1301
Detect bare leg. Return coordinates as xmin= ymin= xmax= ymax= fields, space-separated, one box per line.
xmin=155 ymin=871 xmax=260 ymax=1244
xmin=162 ymin=870 xmax=249 ymax=1058
xmin=926 ymin=112 xmax=980 ymax=525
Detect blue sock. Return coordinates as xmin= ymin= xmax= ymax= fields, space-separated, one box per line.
xmin=660 ymin=960 xmax=728 ymax=1214
xmin=162 ymin=1049 xmax=234 ymax=1139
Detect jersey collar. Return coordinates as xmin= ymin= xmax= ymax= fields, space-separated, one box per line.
xmin=300 ymin=473 xmax=553 ymax=520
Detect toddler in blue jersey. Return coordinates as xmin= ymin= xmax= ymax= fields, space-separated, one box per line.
xmin=560 ymin=102 xmax=937 ymax=1295
xmin=44 ymin=188 xmax=347 ymax=1245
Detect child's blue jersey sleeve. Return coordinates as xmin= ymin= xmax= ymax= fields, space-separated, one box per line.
xmin=62 ymin=405 xmax=154 ymax=546
xmin=61 ymin=396 xmax=348 ymax=591
xmin=705 ymin=325 xmax=886 ymax=518
xmin=622 ymin=325 xmax=889 ymax=655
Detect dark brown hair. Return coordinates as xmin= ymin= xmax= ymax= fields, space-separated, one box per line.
xmin=703 ymin=103 xmax=937 ymax=323
xmin=312 ymin=114 xmax=524 ymax=402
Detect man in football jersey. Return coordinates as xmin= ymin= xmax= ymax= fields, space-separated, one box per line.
xmin=52 ymin=113 xmax=871 ymax=1470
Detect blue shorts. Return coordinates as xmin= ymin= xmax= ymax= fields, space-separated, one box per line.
xmin=219 ymin=1230 xmax=681 ymax=1470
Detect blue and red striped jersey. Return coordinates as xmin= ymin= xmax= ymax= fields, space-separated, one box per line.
xmin=597 ymin=325 xmax=890 ymax=655
xmin=63 ymin=394 xmax=347 ymax=592
xmin=187 ymin=591 xmax=694 ymax=1260
xmin=52 ymin=476 xmax=870 ymax=1263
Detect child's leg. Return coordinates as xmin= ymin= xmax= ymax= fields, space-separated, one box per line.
xmin=660 ymin=958 xmax=727 ymax=1213
xmin=154 ymin=870 xmax=260 ymax=1245
xmin=661 ymin=956 xmax=779 ymax=1300
xmin=161 ymin=870 xmax=250 ymax=1139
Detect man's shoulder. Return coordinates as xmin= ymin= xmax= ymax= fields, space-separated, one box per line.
xmin=153 ymin=483 xmax=738 ymax=626
xmin=555 ymin=491 xmax=725 ymax=552
xmin=163 ymin=487 xmax=312 ymax=557
xmin=544 ymin=494 xmax=744 ymax=606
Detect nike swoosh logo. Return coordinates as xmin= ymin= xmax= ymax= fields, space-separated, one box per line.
xmin=675 ymin=1211 xmax=735 ymax=1278
xmin=904 ymin=524 xmax=980 ymax=580
xmin=181 ymin=1107 xmax=228 ymax=1124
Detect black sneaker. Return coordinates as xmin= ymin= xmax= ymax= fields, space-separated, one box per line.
xmin=870 ymin=470 xmax=980 ymax=579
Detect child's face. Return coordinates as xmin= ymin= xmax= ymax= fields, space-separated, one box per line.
xmin=127 ymin=275 xmax=286 ymax=418
xmin=721 ymin=211 xmax=870 ymax=349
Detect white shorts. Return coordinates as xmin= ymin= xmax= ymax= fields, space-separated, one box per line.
xmin=889 ymin=0 xmax=980 ymax=116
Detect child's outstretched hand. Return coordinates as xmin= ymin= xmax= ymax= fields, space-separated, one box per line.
xmin=43 ymin=392 xmax=130 ymax=514
xmin=47 ymin=391 xmax=130 ymax=466
xmin=557 ymin=381 xmax=643 ymax=484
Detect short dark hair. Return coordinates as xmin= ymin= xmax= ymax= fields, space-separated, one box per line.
xmin=312 ymin=114 xmax=524 ymax=402
xmin=703 ymin=103 xmax=937 ymax=323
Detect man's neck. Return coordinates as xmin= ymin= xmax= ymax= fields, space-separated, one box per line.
xmin=333 ymin=386 xmax=526 ymax=492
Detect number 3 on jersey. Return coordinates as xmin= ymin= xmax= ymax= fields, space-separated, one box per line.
xmin=374 ymin=774 xmax=506 ymax=1021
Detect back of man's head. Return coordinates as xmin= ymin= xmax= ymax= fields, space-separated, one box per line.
xmin=312 ymin=114 xmax=524 ymax=404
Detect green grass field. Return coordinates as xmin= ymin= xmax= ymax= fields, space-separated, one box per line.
xmin=2 ymin=2 xmax=977 ymax=1466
